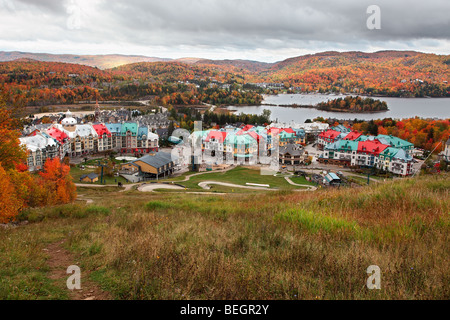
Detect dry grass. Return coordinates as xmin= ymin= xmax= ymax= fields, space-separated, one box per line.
xmin=3 ymin=173 xmax=449 ymax=300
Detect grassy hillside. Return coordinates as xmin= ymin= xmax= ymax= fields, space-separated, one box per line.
xmin=1 ymin=173 xmax=448 ymax=300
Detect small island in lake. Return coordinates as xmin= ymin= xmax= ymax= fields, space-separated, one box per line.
xmin=317 ymin=96 xmax=389 ymax=113
xmin=277 ymin=96 xmax=389 ymax=113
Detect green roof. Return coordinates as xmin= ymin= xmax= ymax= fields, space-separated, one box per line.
xmin=376 ymin=135 xmax=413 ymax=149
xmin=224 ymin=134 xmax=257 ymax=146
xmin=338 ymin=140 xmax=358 ymax=151
xmin=380 ymin=147 xmax=400 ymax=159
xmin=121 ymin=123 xmax=138 ymax=136
xmin=279 ymin=131 xmax=295 ymax=139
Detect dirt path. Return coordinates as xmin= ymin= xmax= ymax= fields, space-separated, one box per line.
xmin=45 ymin=239 xmax=111 ymax=300
xmin=75 ymin=183 xmax=134 ymax=193
xmin=76 ymin=194 xmax=94 ymax=204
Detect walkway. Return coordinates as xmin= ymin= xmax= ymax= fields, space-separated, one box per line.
xmin=198 ymin=181 xmax=276 ymax=191
xmin=138 ymin=183 xmax=185 ymax=192
xmin=75 ymin=183 xmax=137 ymax=192
xmin=284 ymin=176 xmax=317 ymax=191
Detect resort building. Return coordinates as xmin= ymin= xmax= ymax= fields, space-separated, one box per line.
xmin=318 ymin=129 xmax=415 ymax=176
xmin=20 ymin=132 xmax=61 ymax=172
xmin=279 ymin=144 xmax=308 ymax=166
xmin=120 ymin=152 xmax=175 ymax=180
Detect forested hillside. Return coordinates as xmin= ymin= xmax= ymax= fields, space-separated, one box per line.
xmin=0 ymin=51 xmax=449 ymax=108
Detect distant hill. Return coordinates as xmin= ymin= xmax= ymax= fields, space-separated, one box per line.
xmin=0 ymin=51 xmax=170 ymax=69
xmin=195 ymin=59 xmax=274 ymax=72
xmin=1 ymin=50 xmax=449 ymax=101
xmin=260 ymin=51 xmax=450 ymax=96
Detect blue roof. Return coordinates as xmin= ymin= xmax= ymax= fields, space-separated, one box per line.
xmin=328 ymin=173 xmax=340 ymax=180
xmin=325 ymin=173 xmax=340 ymax=182
xmin=293 ymin=128 xmax=306 ymax=137
xmin=106 ymin=123 xmax=122 ymax=134
xmin=132 ymin=152 xmax=175 ymax=169
xmin=138 ymin=126 xmax=148 ymax=139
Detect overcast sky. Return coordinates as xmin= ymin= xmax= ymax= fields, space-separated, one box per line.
xmin=0 ymin=0 xmax=449 ymax=62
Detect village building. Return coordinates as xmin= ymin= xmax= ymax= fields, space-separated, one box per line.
xmin=317 ymin=129 xmax=344 ymax=150
xmin=324 ymin=172 xmax=341 ymax=186
xmin=120 ymin=152 xmax=175 ymax=180
xmin=20 ymin=132 xmax=60 ymax=171
xmin=80 ymin=173 xmax=99 ymax=183
xmin=92 ymin=124 xmax=112 ymax=153
xmin=318 ymin=129 xmax=415 ymax=176
xmin=438 ymin=139 xmax=450 ymax=163
xmin=279 ymin=144 xmax=308 ymax=165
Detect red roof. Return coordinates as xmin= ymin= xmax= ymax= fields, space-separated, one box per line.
xmin=246 ymin=131 xmax=262 ymax=143
xmin=343 ymin=131 xmax=362 ymax=141
xmin=357 ymin=140 xmax=389 ymax=155
xmin=241 ymin=124 xmax=254 ymax=131
xmin=46 ymin=127 xmax=68 ymax=143
xmin=267 ymin=127 xmax=282 ymax=135
xmin=205 ymin=131 xmax=228 ymax=143
xmin=319 ymin=129 xmax=341 ymax=140
xmin=93 ymin=124 xmax=112 ymax=138
xmin=281 ymin=128 xmax=295 ymax=134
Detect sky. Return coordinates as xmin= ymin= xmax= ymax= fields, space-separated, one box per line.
xmin=0 ymin=0 xmax=449 ymax=62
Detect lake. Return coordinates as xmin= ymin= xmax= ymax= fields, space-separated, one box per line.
xmin=227 ymin=94 xmax=450 ymax=123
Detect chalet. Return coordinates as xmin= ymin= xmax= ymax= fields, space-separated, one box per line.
xmin=80 ymin=173 xmax=99 ymax=183
xmin=120 ymin=152 xmax=175 ymax=180
xmin=279 ymin=144 xmax=307 ymax=165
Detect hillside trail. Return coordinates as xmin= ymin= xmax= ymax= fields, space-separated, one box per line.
xmin=45 ymin=239 xmax=111 ymax=300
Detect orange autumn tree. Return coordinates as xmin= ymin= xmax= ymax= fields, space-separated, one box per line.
xmin=0 ymin=103 xmax=26 ymax=170
xmin=0 ymin=93 xmax=77 ymax=223
xmin=0 ymin=164 xmax=24 ymax=223
xmin=39 ymin=158 xmax=77 ymax=205
xmin=0 ymin=98 xmax=27 ymax=223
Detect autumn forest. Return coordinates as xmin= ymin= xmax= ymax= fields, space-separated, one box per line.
xmin=1 ymin=51 xmax=449 ymax=109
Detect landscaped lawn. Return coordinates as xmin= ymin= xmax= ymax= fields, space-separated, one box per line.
xmin=290 ymin=176 xmax=317 ymax=186
xmin=167 ymin=167 xmax=306 ymax=190
xmin=70 ymin=166 xmax=129 ymax=185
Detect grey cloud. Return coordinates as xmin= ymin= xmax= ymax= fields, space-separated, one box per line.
xmin=0 ymin=0 xmax=448 ymax=60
